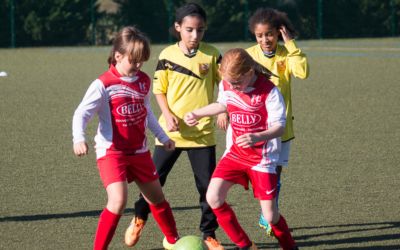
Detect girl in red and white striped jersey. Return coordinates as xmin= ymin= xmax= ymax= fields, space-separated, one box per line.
xmin=184 ymin=48 xmax=298 ymax=250
xmin=72 ymin=26 xmax=179 ymax=250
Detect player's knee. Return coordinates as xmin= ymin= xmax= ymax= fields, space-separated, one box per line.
xmin=206 ymin=190 xmax=224 ymax=209
xmin=107 ymin=196 xmax=127 ymax=214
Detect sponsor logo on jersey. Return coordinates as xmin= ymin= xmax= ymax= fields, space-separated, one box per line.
xmin=138 ymin=82 xmax=147 ymax=92
xmin=164 ymin=62 xmax=173 ymax=70
xmin=251 ymin=94 xmax=262 ymax=106
xmin=116 ymin=102 xmax=144 ymax=116
xmin=230 ymin=111 xmax=261 ymax=127
xmin=198 ymin=63 xmax=210 ymax=76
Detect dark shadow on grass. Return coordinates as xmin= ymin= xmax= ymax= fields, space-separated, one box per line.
xmin=227 ymin=222 xmax=400 ymax=250
xmin=290 ymin=221 xmax=400 ymax=249
xmin=0 ymin=206 xmax=199 ymax=222
xmin=2 ymin=213 xmax=399 ymax=249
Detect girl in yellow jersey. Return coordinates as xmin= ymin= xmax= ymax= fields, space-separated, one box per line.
xmin=125 ymin=3 xmax=224 ymax=250
xmin=246 ymin=8 xmax=309 ymax=236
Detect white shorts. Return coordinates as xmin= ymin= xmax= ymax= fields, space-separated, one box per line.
xmin=277 ymin=141 xmax=291 ymax=167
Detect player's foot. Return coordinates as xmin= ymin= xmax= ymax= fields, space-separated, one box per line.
xmin=258 ymin=214 xmax=274 ymax=237
xmin=233 ymin=242 xmax=258 ymax=250
xmin=124 ymin=216 xmax=146 ymax=247
xmin=162 ymin=237 xmax=176 ymax=250
xmin=204 ymin=236 xmax=225 ymax=250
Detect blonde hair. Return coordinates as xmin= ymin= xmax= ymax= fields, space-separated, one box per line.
xmin=219 ymin=48 xmax=274 ymax=83
xmin=107 ymin=26 xmax=150 ymax=65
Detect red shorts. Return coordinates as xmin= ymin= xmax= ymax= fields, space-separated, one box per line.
xmin=212 ymin=154 xmax=278 ymax=200
xmin=97 ymin=150 xmax=159 ymax=188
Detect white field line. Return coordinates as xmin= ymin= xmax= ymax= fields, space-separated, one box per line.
xmin=303 ymin=46 xmax=400 ymax=52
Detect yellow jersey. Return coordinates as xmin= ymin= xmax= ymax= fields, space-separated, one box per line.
xmin=153 ymin=42 xmax=221 ymax=147
xmin=246 ymin=40 xmax=309 ymax=142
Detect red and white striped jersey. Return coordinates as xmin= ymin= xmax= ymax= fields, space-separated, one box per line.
xmin=217 ymin=74 xmax=286 ymax=169
xmin=73 ymin=65 xmax=169 ymax=159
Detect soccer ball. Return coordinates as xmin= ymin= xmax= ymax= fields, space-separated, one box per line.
xmin=173 ymin=235 xmax=208 ymax=250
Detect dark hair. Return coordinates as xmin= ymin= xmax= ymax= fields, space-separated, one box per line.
xmin=169 ymin=3 xmax=207 ymax=39
xmin=248 ymin=8 xmax=298 ymax=39
xmin=107 ymin=26 xmax=150 ymax=65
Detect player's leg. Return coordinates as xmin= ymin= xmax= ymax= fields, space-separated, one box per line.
xmin=136 ymin=179 xmax=179 ymax=249
xmin=258 ymin=165 xmax=281 ymax=236
xmin=187 ymin=147 xmax=218 ymax=237
xmin=187 ymin=146 xmax=224 ymax=249
xmin=207 ymin=177 xmax=253 ymax=249
xmin=260 ymin=199 xmax=297 ymax=250
xmin=256 ymin=170 xmax=297 ymax=250
xmin=134 ymin=147 xmax=181 ymax=220
xmin=94 ymin=154 xmax=130 ymax=250
xmin=94 ymin=181 xmax=127 ymax=250
xmin=259 ymin=141 xmax=291 ymax=236
xmin=126 ymin=148 xmax=181 ymax=246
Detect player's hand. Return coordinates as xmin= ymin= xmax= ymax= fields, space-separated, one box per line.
xmin=183 ymin=112 xmax=199 ymax=126
xmin=73 ymin=141 xmax=88 ymax=156
xmin=163 ymin=139 xmax=175 ymax=151
xmin=236 ymin=133 xmax=259 ymax=148
xmin=216 ymin=112 xmax=229 ymax=131
xmin=280 ymin=25 xmax=293 ymax=43
xmin=164 ymin=113 xmax=179 ymax=132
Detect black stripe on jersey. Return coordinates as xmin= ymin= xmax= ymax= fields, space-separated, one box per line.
xmin=216 ymin=54 xmax=222 ymax=64
xmin=155 ymin=59 xmax=201 ymax=79
xmin=255 ymin=61 xmax=279 ymax=79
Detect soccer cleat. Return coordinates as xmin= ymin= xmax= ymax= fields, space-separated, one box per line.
xmin=124 ymin=216 xmax=146 ymax=247
xmin=204 ymin=236 xmax=225 ymax=250
xmin=258 ymin=214 xmax=274 ymax=237
xmin=162 ymin=237 xmax=176 ymax=250
xmin=233 ymin=242 xmax=258 ymax=250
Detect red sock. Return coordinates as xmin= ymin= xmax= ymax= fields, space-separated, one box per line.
xmin=270 ymin=215 xmax=296 ymax=250
xmin=93 ymin=208 xmax=121 ymax=250
xmin=212 ymin=202 xmax=251 ymax=248
xmin=149 ymin=200 xmax=179 ymax=244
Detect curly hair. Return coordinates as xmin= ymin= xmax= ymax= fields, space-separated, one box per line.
xmin=248 ymin=8 xmax=298 ymax=39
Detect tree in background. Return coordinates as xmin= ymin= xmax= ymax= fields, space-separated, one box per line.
xmin=1 ymin=0 xmax=96 ymax=47
xmin=0 ymin=0 xmax=398 ymax=47
xmin=113 ymin=0 xmax=181 ymax=43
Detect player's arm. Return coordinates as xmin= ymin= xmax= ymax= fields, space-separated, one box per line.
xmin=72 ymin=79 xmax=104 ymax=156
xmin=236 ymin=87 xmax=286 ymax=148
xmin=154 ymin=93 xmax=179 ymax=132
xmin=236 ymin=123 xmax=284 ymax=148
xmin=153 ymin=56 xmax=179 ymax=132
xmin=215 ymin=79 xmax=229 ymax=130
xmin=184 ymin=103 xmax=226 ymax=127
xmin=216 ymin=112 xmax=229 ymax=131
xmin=280 ymin=26 xmax=309 ymax=79
xmin=145 ymin=94 xmax=175 ymax=151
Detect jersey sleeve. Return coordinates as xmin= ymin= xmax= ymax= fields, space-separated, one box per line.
xmin=216 ymin=81 xmax=227 ymax=107
xmin=72 ymin=79 xmax=105 ymax=143
xmin=153 ymin=57 xmax=169 ymax=95
xmin=214 ymin=52 xmax=222 ymax=83
xmin=284 ymin=39 xmax=309 ymax=79
xmin=266 ymin=87 xmax=286 ymax=128
xmin=145 ymin=94 xmax=169 ymax=144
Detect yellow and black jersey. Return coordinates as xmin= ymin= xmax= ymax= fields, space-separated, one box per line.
xmin=153 ymin=42 xmax=221 ymax=147
xmin=247 ymin=40 xmax=309 ymax=142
